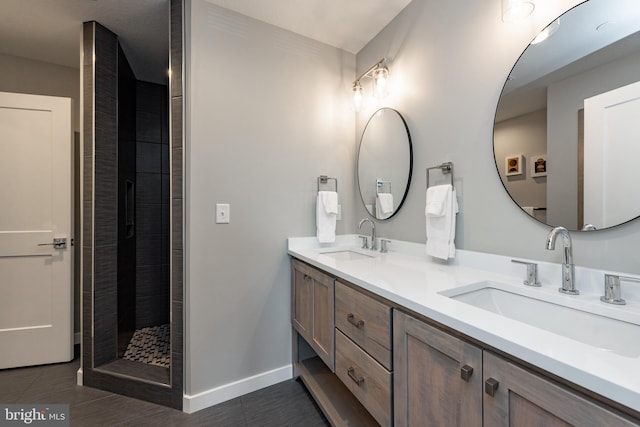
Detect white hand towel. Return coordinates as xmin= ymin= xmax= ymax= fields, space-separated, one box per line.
xmin=376 ymin=193 xmax=394 ymax=219
xmin=317 ymin=191 xmax=338 ymax=243
xmin=425 ymin=185 xmax=450 ymax=217
xmin=320 ymin=191 xmax=338 ymax=215
xmin=426 ymin=185 xmax=458 ymax=260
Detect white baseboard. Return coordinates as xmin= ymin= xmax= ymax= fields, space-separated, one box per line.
xmin=77 ymin=367 xmax=83 ymax=386
xmin=183 ymin=364 xmax=292 ymax=414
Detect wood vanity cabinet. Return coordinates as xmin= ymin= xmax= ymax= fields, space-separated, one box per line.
xmin=483 ymin=352 xmax=638 ymax=427
xmin=292 ymin=258 xmax=640 ymax=426
xmin=394 ymin=309 xmax=640 ymax=427
xmin=393 ymin=310 xmax=483 ymax=427
xmin=291 ymin=259 xmax=335 ymax=370
xmin=335 ymin=280 xmax=393 ymax=427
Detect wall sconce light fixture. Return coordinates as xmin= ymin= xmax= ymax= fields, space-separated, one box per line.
xmin=502 ymin=0 xmax=535 ymax=22
xmin=352 ymin=58 xmax=389 ymax=111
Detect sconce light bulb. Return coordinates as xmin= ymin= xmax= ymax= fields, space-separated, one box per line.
xmin=353 ymin=84 xmax=363 ymax=111
xmin=374 ymin=67 xmax=388 ymax=98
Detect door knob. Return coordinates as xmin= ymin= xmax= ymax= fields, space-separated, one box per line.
xmin=38 ymin=238 xmax=67 ymax=249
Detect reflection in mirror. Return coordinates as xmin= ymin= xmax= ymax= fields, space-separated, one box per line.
xmin=357 ymin=108 xmax=412 ymax=220
xmin=494 ymin=0 xmax=640 ymax=231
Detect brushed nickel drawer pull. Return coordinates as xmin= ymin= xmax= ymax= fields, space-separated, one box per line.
xmin=485 ymin=378 xmax=499 ymax=397
xmin=347 ymin=367 xmax=365 ymax=386
xmin=347 ymin=313 xmax=364 ymax=328
xmin=460 ymin=365 xmax=474 ymax=382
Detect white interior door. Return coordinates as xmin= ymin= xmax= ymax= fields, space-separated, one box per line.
xmin=584 ymin=80 xmax=640 ymax=229
xmin=0 ymin=91 xmax=73 ymax=369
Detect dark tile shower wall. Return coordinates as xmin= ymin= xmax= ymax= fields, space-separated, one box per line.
xmin=117 ymin=45 xmax=137 ymax=352
xmin=135 ymin=81 xmax=170 ymax=329
xmin=90 ymin=22 xmax=119 ymax=367
xmin=170 ymin=0 xmax=185 ymax=410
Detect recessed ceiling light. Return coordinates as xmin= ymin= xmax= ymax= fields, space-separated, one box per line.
xmin=596 ymin=21 xmax=613 ymax=32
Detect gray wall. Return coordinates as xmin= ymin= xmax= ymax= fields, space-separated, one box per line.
xmin=185 ymin=0 xmax=356 ymax=396
xmin=355 ymin=0 xmax=640 ymax=273
xmin=0 ymin=53 xmax=80 ymax=132
xmin=494 ymin=109 xmax=547 ymax=210
xmin=183 ymin=0 xmax=640 ymax=406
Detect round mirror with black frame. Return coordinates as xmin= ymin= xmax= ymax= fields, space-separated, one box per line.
xmin=493 ymin=0 xmax=640 ymax=231
xmin=357 ymin=108 xmax=413 ymax=220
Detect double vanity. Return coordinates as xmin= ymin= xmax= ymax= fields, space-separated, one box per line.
xmin=289 ymin=235 xmax=640 ymax=426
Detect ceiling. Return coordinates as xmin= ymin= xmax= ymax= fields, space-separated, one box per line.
xmin=0 ymin=0 xmax=412 ymax=84
xmin=0 ymin=0 xmax=169 ymax=84
xmin=203 ymin=0 xmax=413 ymax=54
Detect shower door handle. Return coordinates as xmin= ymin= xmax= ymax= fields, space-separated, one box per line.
xmin=38 ymin=238 xmax=67 ymax=249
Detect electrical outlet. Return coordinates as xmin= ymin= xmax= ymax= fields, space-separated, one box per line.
xmin=216 ymin=203 xmax=230 ymax=224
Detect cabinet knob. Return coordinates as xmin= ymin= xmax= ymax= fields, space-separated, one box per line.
xmin=347 ymin=313 xmax=365 ymax=328
xmin=460 ymin=365 xmax=474 ymax=382
xmin=485 ymin=378 xmax=499 ymax=397
xmin=347 ymin=367 xmax=365 ymax=386
xmin=303 ymin=274 xmax=312 ymax=282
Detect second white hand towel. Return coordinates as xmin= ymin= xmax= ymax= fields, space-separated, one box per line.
xmin=426 ymin=185 xmax=458 ymax=260
xmin=376 ymin=193 xmax=394 ymax=219
xmin=317 ymin=191 xmax=338 ymax=243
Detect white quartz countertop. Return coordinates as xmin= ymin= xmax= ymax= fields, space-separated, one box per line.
xmin=288 ymin=235 xmax=640 ymax=413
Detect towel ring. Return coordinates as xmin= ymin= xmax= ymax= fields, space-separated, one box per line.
xmin=317 ymin=175 xmax=338 ymax=192
xmin=426 ymin=162 xmax=454 ymax=189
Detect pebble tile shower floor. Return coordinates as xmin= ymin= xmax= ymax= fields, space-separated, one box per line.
xmin=122 ymin=324 xmax=170 ymax=368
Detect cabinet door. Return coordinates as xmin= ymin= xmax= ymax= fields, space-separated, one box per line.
xmin=312 ymin=269 xmax=335 ymax=371
xmin=483 ymin=352 xmax=639 ymax=427
xmin=394 ymin=310 xmax=482 ymax=427
xmin=291 ymin=259 xmax=335 ymax=371
xmin=291 ymin=262 xmax=313 ymax=338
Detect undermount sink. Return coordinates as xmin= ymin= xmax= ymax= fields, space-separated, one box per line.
xmin=441 ymin=281 xmax=640 ymax=358
xmin=318 ymin=250 xmax=373 ymax=261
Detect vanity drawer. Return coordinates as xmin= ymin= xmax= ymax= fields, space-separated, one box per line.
xmin=335 ymin=330 xmax=392 ymax=427
xmin=335 ymin=280 xmax=392 ymax=370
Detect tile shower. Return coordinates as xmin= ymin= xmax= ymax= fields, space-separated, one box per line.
xmin=117 ymin=76 xmax=171 ymax=368
xmin=82 ymin=0 xmax=183 ymax=407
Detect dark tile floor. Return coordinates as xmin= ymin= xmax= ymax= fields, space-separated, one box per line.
xmin=0 ymin=359 xmax=330 ymax=426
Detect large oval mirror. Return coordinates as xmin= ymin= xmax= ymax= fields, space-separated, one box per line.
xmin=357 ymin=108 xmax=413 ymax=220
xmin=494 ymin=0 xmax=640 ymax=231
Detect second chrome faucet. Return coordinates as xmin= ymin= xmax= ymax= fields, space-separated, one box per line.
xmin=546 ymin=226 xmax=578 ymax=295
xmin=358 ymin=218 xmax=376 ymax=251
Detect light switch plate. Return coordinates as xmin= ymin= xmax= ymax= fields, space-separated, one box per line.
xmin=216 ymin=203 xmax=230 ymax=223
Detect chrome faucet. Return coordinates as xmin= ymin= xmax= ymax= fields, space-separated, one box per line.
xmin=358 ymin=218 xmax=376 ymax=251
xmin=545 ymin=226 xmax=578 ymax=295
